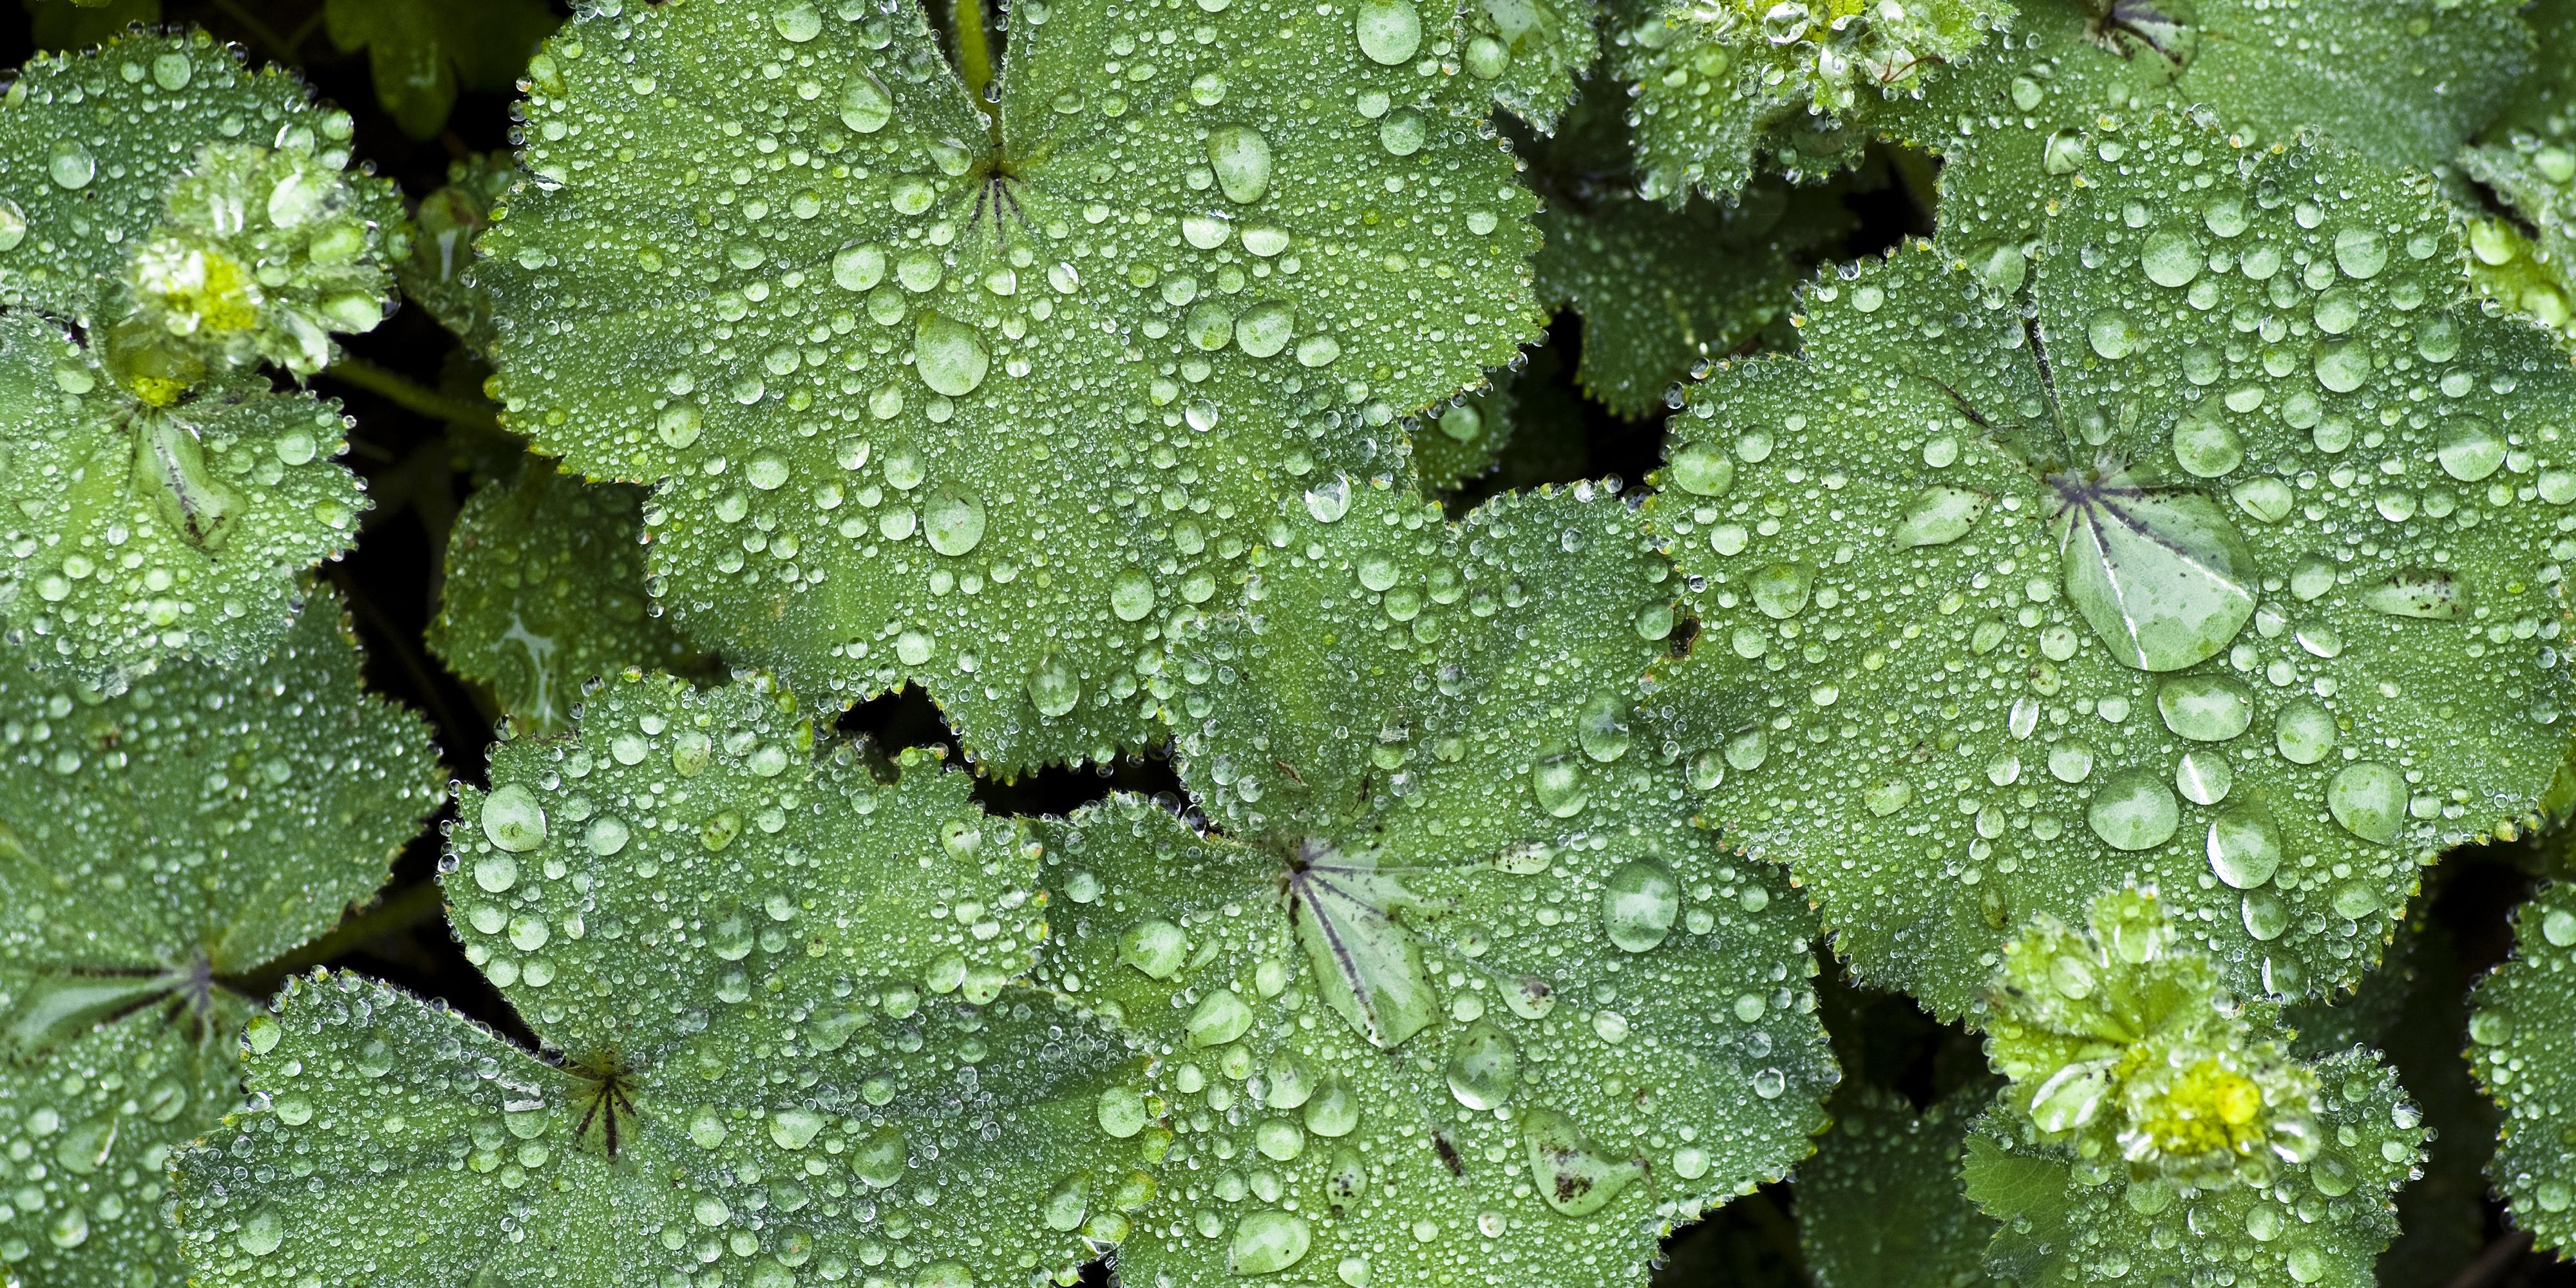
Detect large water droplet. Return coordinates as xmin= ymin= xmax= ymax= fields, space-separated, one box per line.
xmin=1531 ymin=754 xmax=1587 ymax=817
xmin=1206 ymin=126 xmax=1274 ymax=204
xmin=839 ymin=70 xmax=895 ymax=133
xmin=2207 ymin=807 xmax=2282 ymax=889
xmin=2326 ymin=762 xmax=2405 ymax=843
xmin=1027 ymin=652 xmax=1081 ymax=719
xmin=481 ymin=784 xmax=548 ymax=853
xmin=2054 ymin=472 xmax=2259 ymax=672
xmin=2141 ymin=229 xmax=2202 ymax=288
xmin=2361 ymin=569 xmax=2463 ymax=619
xmin=236 ymin=1208 xmax=283 ymax=1256
xmin=1749 ymin=562 xmax=1812 ymax=619
xmin=773 ymin=3 xmax=822 ymax=40
xmin=1891 ymin=486 xmax=1989 ymax=547
xmin=1187 ymin=987 xmax=1255 ymax=1047
xmin=1445 ymin=1020 xmax=1520 ymax=1110
xmin=1599 ymin=859 xmax=1680 ymax=952
xmin=1668 ymin=440 xmax=1734 ymax=496
xmin=2156 ymin=674 xmax=2252 ymax=742
xmin=2273 ymin=699 xmax=2336 ymax=764
xmin=1354 ymin=0 xmax=1423 ymax=64
xmin=2087 ymin=768 xmax=2179 ymax=851
xmin=0 ymin=198 xmax=26 ymax=252
xmin=922 ymin=487 xmax=985 ymax=555
xmin=852 ymin=1126 xmax=908 ymax=1187
xmin=1231 ymin=1210 xmax=1313 ymax=1275
xmin=1577 ymin=690 xmax=1632 ymax=762
xmin=913 ymin=315 xmax=989 ymax=395
xmin=1522 ymin=1108 xmax=1644 ymax=1217
xmin=47 ymin=140 xmax=95 ymax=190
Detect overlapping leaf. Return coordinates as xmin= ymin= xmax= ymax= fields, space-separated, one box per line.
xmin=0 ymin=595 xmax=440 ymax=1288
xmin=1643 ymin=116 xmax=2576 ymax=1016
xmin=478 ymin=0 xmax=1543 ymax=773
xmin=428 ymin=461 xmax=704 ymax=734
xmin=1457 ymin=0 xmax=1600 ymax=132
xmin=1410 ymin=375 xmax=1517 ymax=494
xmin=0 ymin=33 xmax=404 ymax=680
xmin=1964 ymin=891 xmax=2422 ymax=1287
xmin=323 ymin=0 xmax=561 ymax=140
xmin=1526 ymin=82 xmax=1849 ymax=416
xmin=2466 ymin=879 xmax=2576 ymax=1258
xmin=1873 ymin=0 xmax=2532 ymax=279
xmin=1798 ymin=1084 xmax=1999 ymax=1288
xmin=171 ymin=672 xmax=1153 ymax=1287
xmin=392 ymin=153 xmax=515 ymax=353
xmin=1032 ymin=483 xmax=1834 ymax=1286
xmin=2460 ymin=135 xmax=2576 ymax=344
xmin=1610 ymin=0 xmax=2009 ymax=200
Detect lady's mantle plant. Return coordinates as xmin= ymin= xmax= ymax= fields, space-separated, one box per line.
xmin=0 ymin=2 xmax=2574 ymax=1287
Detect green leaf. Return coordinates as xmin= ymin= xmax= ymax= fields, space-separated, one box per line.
xmin=2459 ymin=135 xmax=2576 ymax=343
xmin=0 ymin=594 xmax=441 ymax=1288
xmin=324 ymin=0 xmax=562 ymax=139
xmin=428 ymin=461 xmax=706 ymax=735
xmin=2485 ymin=0 xmax=2576 ymax=142
xmin=392 ymin=153 xmax=517 ymax=353
xmin=1642 ymin=115 xmax=2576 ymax=1016
xmin=1410 ymin=373 xmax=1517 ymax=494
xmin=478 ymin=1 xmax=1544 ymax=774
xmin=0 ymin=314 xmax=370 ymax=681
xmin=171 ymin=671 xmax=1153 ymax=1287
xmin=2467 ymin=878 xmax=2576 ymax=1257
xmin=1030 ymin=483 xmax=1835 ymax=1285
xmin=1457 ymin=0 xmax=1601 ymax=131
xmin=22 ymin=0 xmax=161 ymax=52
xmin=1798 ymin=1084 xmax=2001 ymax=1288
xmin=1964 ymin=891 xmax=2423 ymax=1287
xmin=1608 ymin=0 xmax=2009 ymax=200
xmin=1527 ymin=84 xmax=1848 ymax=415
xmin=1877 ymin=0 xmax=2534 ymax=276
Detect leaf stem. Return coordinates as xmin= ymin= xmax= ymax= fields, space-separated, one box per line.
xmin=952 ymin=0 xmax=1001 ymax=142
xmin=318 ymin=354 xmax=505 ymax=435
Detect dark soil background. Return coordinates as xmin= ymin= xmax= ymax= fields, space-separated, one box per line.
xmin=8 ymin=1 xmax=2571 ymax=1283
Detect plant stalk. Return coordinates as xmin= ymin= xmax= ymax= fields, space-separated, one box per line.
xmin=319 ymin=355 xmax=505 ymax=435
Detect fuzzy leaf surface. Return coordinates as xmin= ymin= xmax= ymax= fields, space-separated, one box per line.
xmin=428 ymin=463 xmax=703 ymax=734
xmin=1034 ymin=484 xmax=1834 ymax=1287
xmin=479 ymin=0 xmax=1543 ymax=773
xmin=171 ymin=672 xmax=1151 ymax=1287
xmin=2466 ymin=878 xmax=2576 ymax=1256
xmin=0 ymin=597 xmax=440 ymax=1288
xmin=1645 ymin=118 xmax=2576 ymax=1016
xmin=1799 ymin=1085 xmax=2000 ymax=1288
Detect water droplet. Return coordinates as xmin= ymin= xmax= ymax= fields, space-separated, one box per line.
xmin=2207 ymin=807 xmax=2282 ymax=889
xmin=1027 ymin=652 xmax=1081 ymax=719
xmin=774 ymin=3 xmax=822 ymax=40
xmin=236 ymin=1208 xmax=283 ymax=1256
xmin=2326 ymin=762 xmax=2405 ymax=843
xmin=1668 ymin=441 xmax=1734 ymax=496
xmin=853 ymin=1126 xmax=908 ymax=1187
xmin=1599 ymin=858 xmax=1680 ymax=952
xmin=2273 ymin=699 xmax=2337 ymax=764
xmin=1188 ymin=987 xmax=1255 ymax=1047
xmin=770 ymin=1107 xmax=825 ymax=1149
xmin=1377 ymin=109 xmax=1425 ymax=157
xmin=1097 ymin=1087 xmax=1150 ymax=1139
xmin=1749 ymin=562 xmax=1812 ymax=619
xmin=1231 ymin=1210 xmax=1313 ymax=1275
xmin=2333 ymin=227 xmax=2388 ymax=279
xmin=1444 ymin=1020 xmax=1520 ymax=1110
xmin=2087 ymin=768 xmax=2179 ymax=851
xmin=2087 ymin=309 xmax=2139 ymax=359
xmin=2141 ymin=229 xmax=2201 ymax=288
xmin=48 ymin=1204 xmax=88 ymax=1249
xmin=1206 ymin=126 xmax=1274 ymax=204
xmin=2362 ymin=569 xmax=2463 ymax=620
xmin=481 ymin=784 xmax=548 ymax=853
xmin=913 ymin=315 xmax=989 ymax=395
xmin=2175 ymin=748 xmax=2231 ymax=806
xmin=833 ymin=243 xmax=886 ymax=292
xmin=1354 ymin=0 xmax=1423 ymax=64
xmin=1304 ymin=1077 xmax=1360 ymax=1136
xmin=1303 ymin=476 xmax=1351 ymax=522
xmin=2054 ymin=473 xmax=2259 ymax=672
xmin=2155 ymin=674 xmax=2252 ymax=742
xmin=0 ymin=198 xmax=26 ymax=252
xmin=1577 ymin=690 xmax=1632 ymax=762
xmin=1891 ymin=486 xmax=1989 ymax=547
xmin=1521 ymin=1108 xmax=1643 ymax=1217
xmin=2544 ymin=907 xmax=2576 ymax=948
xmin=839 ymin=70 xmax=895 ymax=133
xmin=1111 ymin=569 xmax=1158 ymax=621
xmin=922 ymin=487 xmax=986 ymax=555
xmin=2171 ymin=403 xmax=2244 ymax=477
xmin=47 ymin=140 xmax=95 ymax=190
xmin=1531 ymin=754 xmax=1587 ymax=817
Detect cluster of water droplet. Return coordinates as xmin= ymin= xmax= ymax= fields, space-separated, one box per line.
xmin=479 ymin=0 xmax=1540 ymax=772
xmin=2461 ymin=131 xmax=2576 ymax=342
xmin=2465 ymin=878 xmax=2576 ymax=1256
